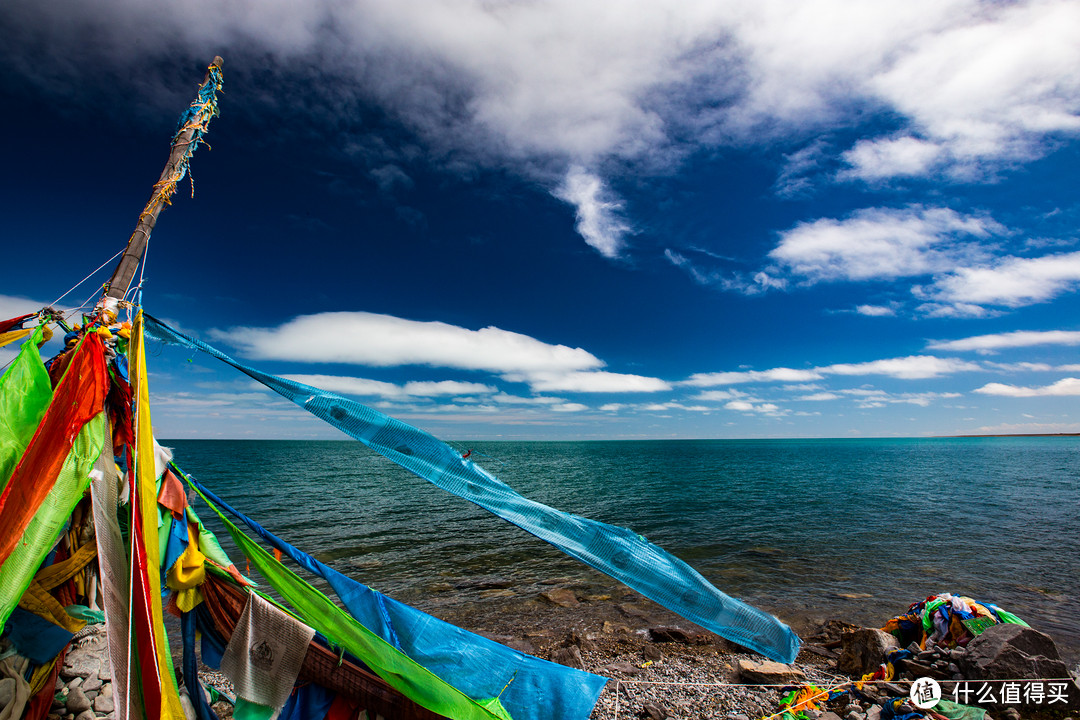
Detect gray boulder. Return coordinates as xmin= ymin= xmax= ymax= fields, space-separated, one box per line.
xmin=959 ymin=623 xmax=1068 ymax=680
xmin=61 ymin=628 xmax=109 ymax=680
xmin=550 ymin=645 xmax=585 ymax=670
xmin=93 ymin=693 xmax=115 ymax=714
xmin=647 ymin=626 xmax=698 ymax=644
xmin=837 ymin=628 xmax=900 ymax=677
xmin=641 ymin=702 xmax=668 ymax=720
xmin=65 ymin=688 xmax=92 ymax=715
xmin=81 ymin=672 xmax=102 ymax=694
xmin=736 ymin=659 xmax=807 ymax=684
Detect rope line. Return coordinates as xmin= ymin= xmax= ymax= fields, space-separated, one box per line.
xmin=49 ymin=247 xmax=126 ymax=307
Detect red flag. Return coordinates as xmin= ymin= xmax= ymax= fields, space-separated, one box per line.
xmin=0 ymin=334 xmax=108 ymax=565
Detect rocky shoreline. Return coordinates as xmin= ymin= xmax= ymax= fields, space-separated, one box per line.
xmin=46 ymin=587 xmax=1080 ymax=720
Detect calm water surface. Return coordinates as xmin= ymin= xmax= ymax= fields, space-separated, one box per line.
xmin=166 ymin=438 xmax=1080 ymax=663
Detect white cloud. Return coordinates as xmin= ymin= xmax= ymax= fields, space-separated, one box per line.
xmin=10 ymin=0 xmax=1077 ymax=254
xmin=915 ymin=302 xmax=996 ymax=319
xmin=216 ymin=311 xmax=602 ymax=374
xmin=919 ymin=251 xmax=1080 ymax=308
xmin=551 ymin=402 xmax=589 ymax=412
xmin=774 ymin=140 xmax=829 ymax=197
xmin=554 ymin=167 xmax=632 ymax=257
xmin=404 ymin=380 xmax=497 ymax=397
xmin=685 ymin=367 xmax=822 ymax=387
xmin=867 ymin=0 xmax=1080 ymax=177
xmin=928 ymin=329 xmax=1080 ymax=353
xmin=821 ymin=355 xmax=980 ymax=379
xmin=798 ymin=392 xmax=840 ymax=401
xmin=0 ymin=294 xmax=46 ymax=320
xmin=282 ymin=374 xmax=400 ymax=398
xmin=725 ymin=400 xmax=785 ymax=415
xmin=218 ymin=311 xmax=669 ymax=396
xmin=691 ymin=389 xmax=751 ymax=401
xmin=507 ymin=370 xmax=671 ymax=394
xmin=768 ymin=205 xmax=1001 ymax=283
xmin=687 ymin=354 xmax=979 ymax=387
xmin=840 ymin=136 xmax=944 ymax=181
xmin=665 ymin=249 xmax=716 ymax=286
xmin=855 ymin=304 xmax=896 ymax=317
xmin=981 ymin=362 xmax=1054 ymax=373
xmin=282 ymin=374 xmax=497 ymax=399
xmin=795 ymin=387 xmax=959 ymax=406
xmin=974 ymin=377 xmax=1080 ymax=397
xmin=489 ymin=393 xmax=566 ymax=406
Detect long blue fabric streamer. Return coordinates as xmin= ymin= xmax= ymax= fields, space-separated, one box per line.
xmin=176 ymin=467 xmax=606 ymax=720
xmin=182 ymin=610 xmax=220 ymax=720
xmin=145 ymin=314 xmax=799 ymax=663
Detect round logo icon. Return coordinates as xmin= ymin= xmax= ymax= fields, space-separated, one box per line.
xmin=910 ymin=677 xmax=942 ymax=710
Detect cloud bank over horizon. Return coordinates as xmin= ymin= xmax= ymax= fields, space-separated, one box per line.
xmin=3 ymin=0 xmax=1077 ymax=268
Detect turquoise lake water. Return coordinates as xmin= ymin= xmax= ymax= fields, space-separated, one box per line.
xmin=166 ymin=437 xmax=1080 ymax=663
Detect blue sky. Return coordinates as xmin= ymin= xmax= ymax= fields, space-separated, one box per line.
xmin=2 ymin=0 xmax=1079 ymax=440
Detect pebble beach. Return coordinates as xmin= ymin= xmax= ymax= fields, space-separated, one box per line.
xmin=45 ymin=580 xmax=1080 ymax=720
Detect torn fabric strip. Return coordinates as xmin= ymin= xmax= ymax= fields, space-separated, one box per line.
xmin=146 ymin=314 xmax=800 ymax=663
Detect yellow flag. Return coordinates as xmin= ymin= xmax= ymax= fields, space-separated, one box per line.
xmin=130 ymin=311 xmax=185 ymax=720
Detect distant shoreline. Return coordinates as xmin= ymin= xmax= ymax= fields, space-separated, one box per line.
xmin=940 ymin=432 xmax=1080 ymax=438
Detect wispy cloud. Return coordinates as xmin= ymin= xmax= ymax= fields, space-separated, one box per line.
xmin=686 ymin=354 xmax=979 ymax=387
xmin=927 ymin=329 xmax=1080 ymax=353
xmin=502 ymin=370 xmax=670 ymax=394
xmin=774 ymin=140 xmax=830 ymax=197
xmin=822 ymin=355 xmax=980 ymax=379
xmin=0 ymin=294 xmax=47 ymax=319
xmin=685 ymin=367 xmax=823 ymax=387
xmin=797 ymin=392 xmax=841 ymax=401
xmin=282 ymin=374 xmax=496 ymax=399
xmin=840 ymin=389 xmax=962 ymax=408
xmin=754 ymin=206 xmax=1080 ymax=314
xmin=980 ymin=362 xmax=1055 ymax=373
xmin=974 ymin=377 xmax=1080 ymax=397
xmin=855 ymin=304 xmax=897 ymax=317
xmin=555 ymin=167 xmax=632 ymax=257
xmin=691 ymin=389 xmax=753 ymax=402
xmin=768 ymin=205 xmax=1001 ymax=283
xmin=725 ymin=400 xmax=786 ymax=416
xmin=916 ymin=250 xmax=1080 ymax=308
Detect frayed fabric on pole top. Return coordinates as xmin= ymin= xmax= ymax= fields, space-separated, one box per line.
xmin=145 ymin=314 xmax=801 ymax=663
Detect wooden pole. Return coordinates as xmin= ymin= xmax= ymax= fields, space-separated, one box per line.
xmin=104 ymin=56 xmax=224 ymax=300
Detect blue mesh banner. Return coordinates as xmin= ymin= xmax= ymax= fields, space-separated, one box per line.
xmin=176 ymin=467 xmax=606 ymax=720
xmin=145 ymin=314 xmax=799 ymax=662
